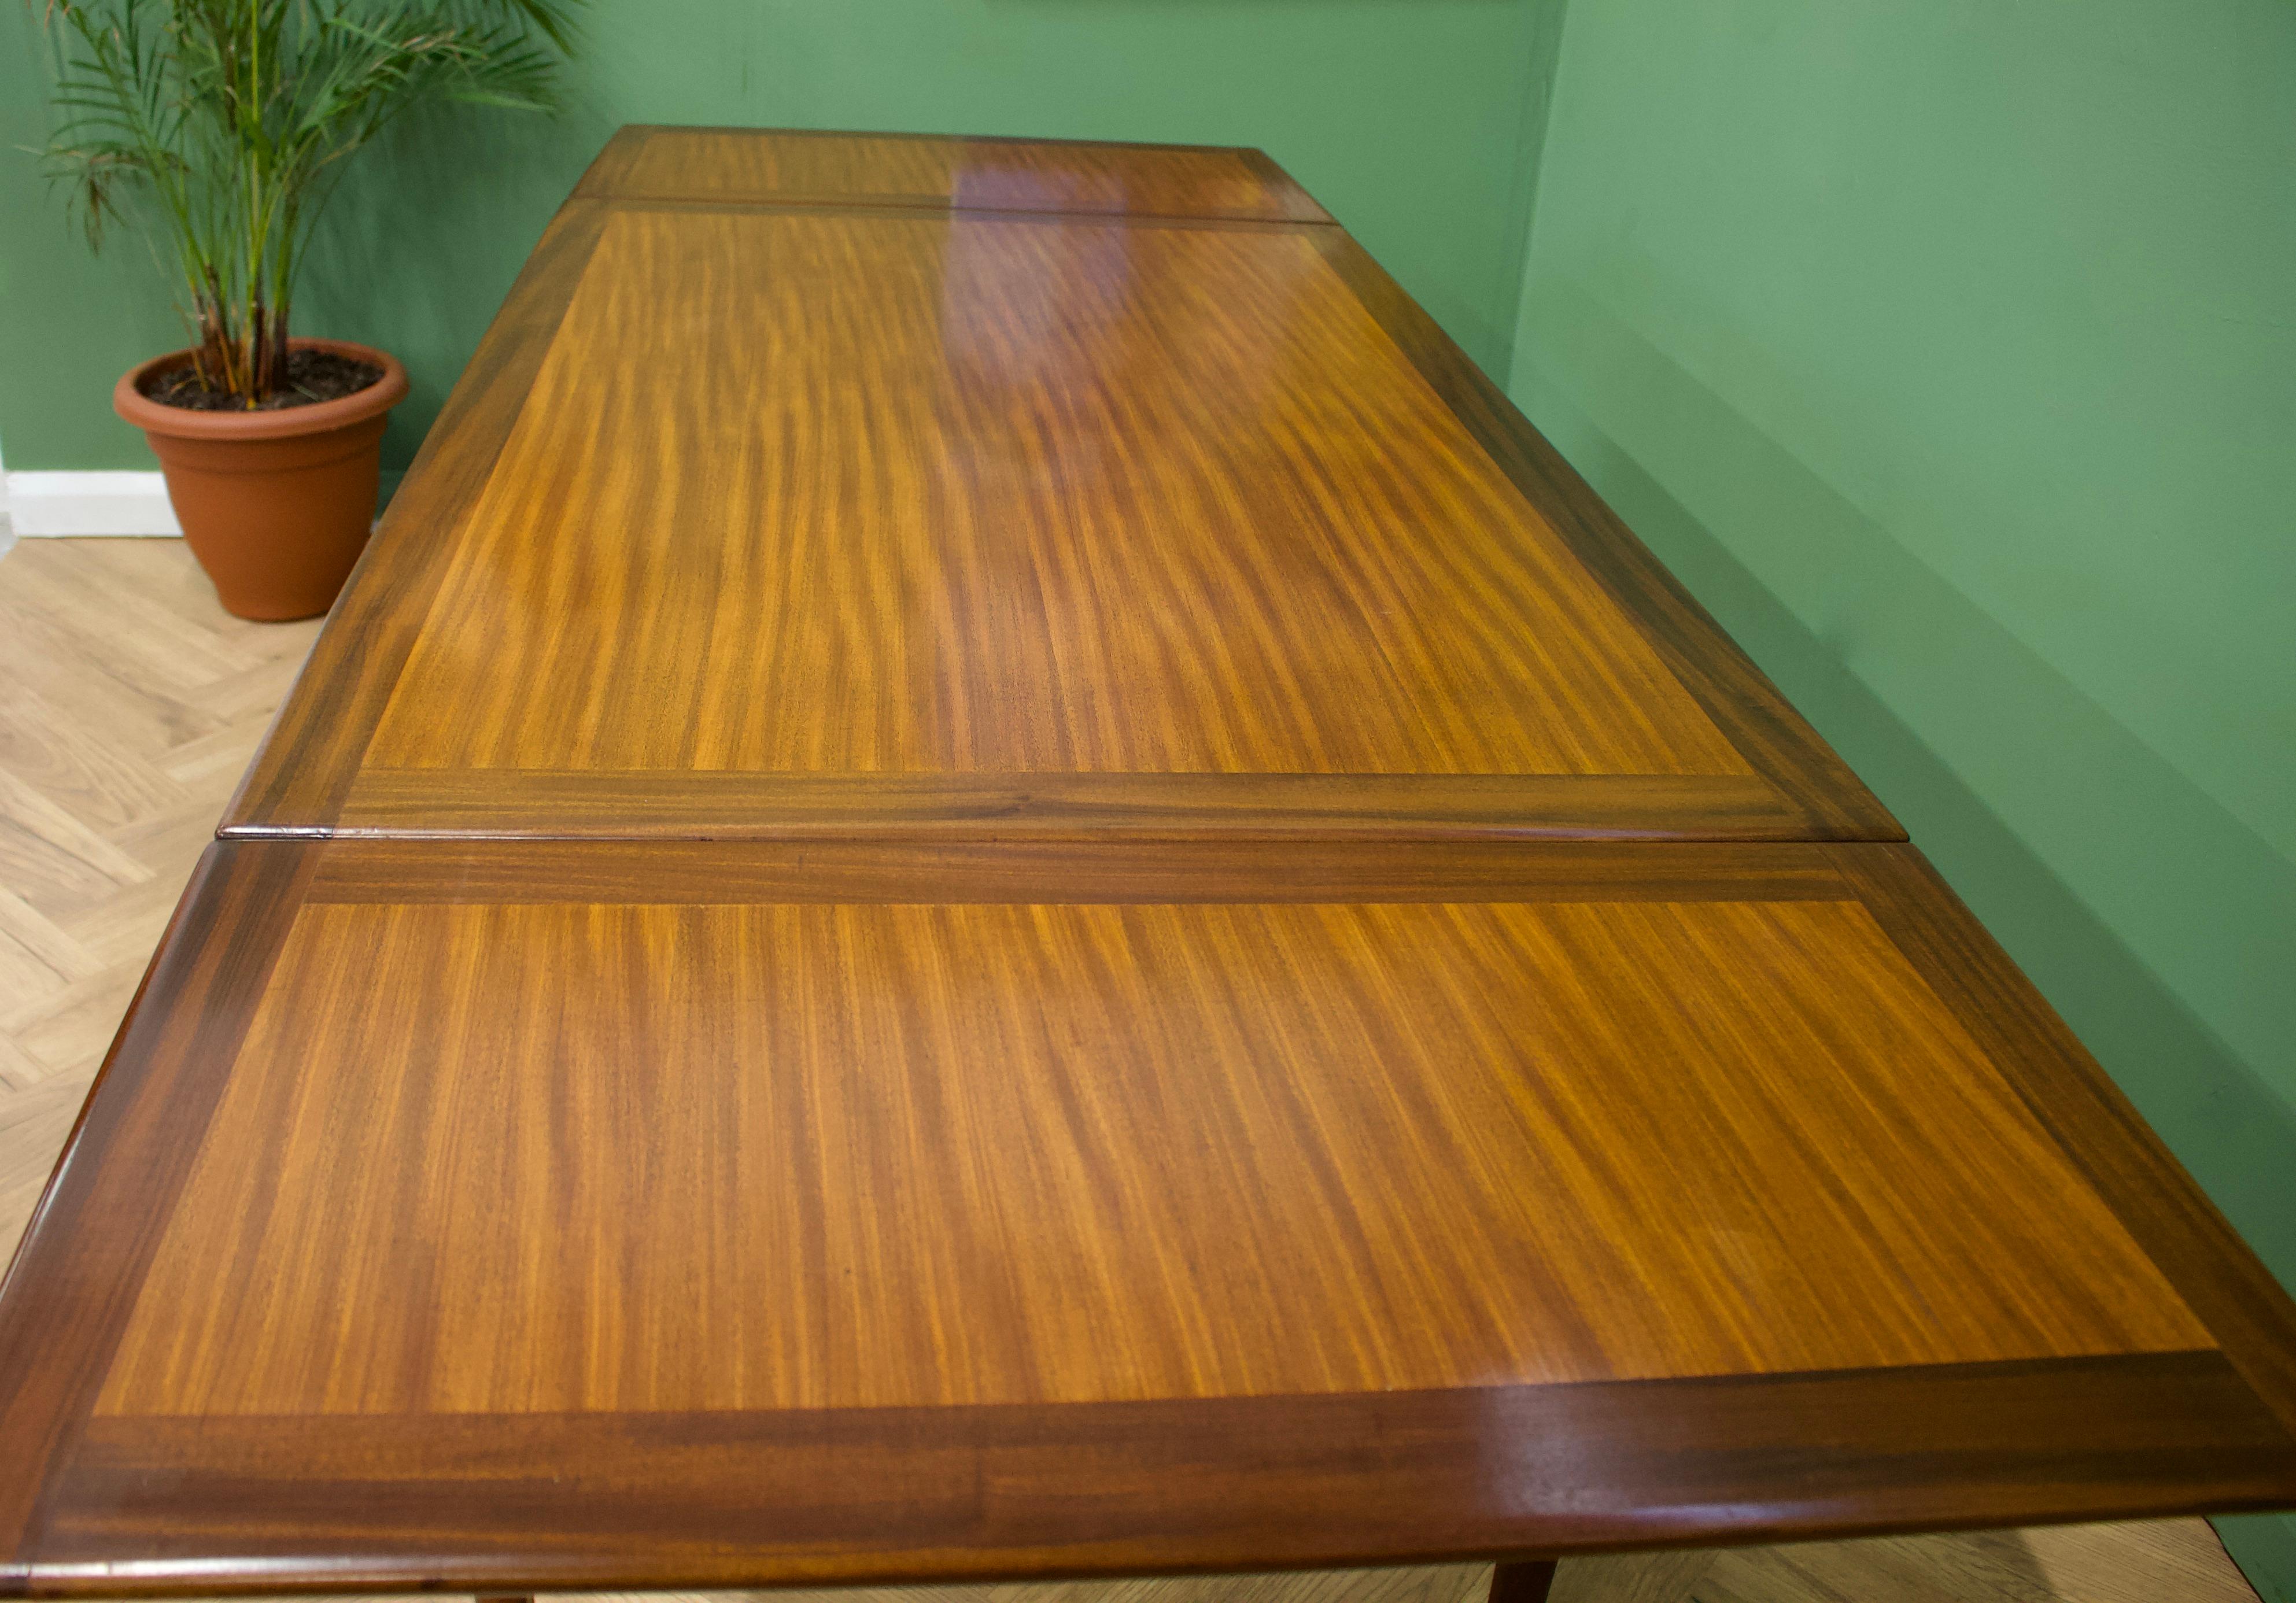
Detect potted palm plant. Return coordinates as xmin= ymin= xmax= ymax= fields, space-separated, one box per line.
xmin=35 ymin=0 xmax=581 ymax=619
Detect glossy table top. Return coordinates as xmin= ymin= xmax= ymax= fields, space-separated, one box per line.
xmin=223 ymin=127 xmax=1896 ymax=842
xmin=577 ymin=125 xmax=1335 ymax=222
xmin=5 ymin=130 xmax=2290 ymax=1598
xmin=3 ymin=838 xmax=2290 ymax=1592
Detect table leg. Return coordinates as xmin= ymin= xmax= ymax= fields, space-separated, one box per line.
xmin=475 ymin=1594 xmax=534 ymax=1603
xmin=1488 ymin=1558 xmax=1560 ymax=1603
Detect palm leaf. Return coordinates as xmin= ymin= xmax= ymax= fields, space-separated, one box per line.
xmin=28 ymin=0 xmax=586 ymax=404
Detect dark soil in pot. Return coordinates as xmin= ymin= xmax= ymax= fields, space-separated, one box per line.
xmin=140 ymin=349 xmax=385 ymax=413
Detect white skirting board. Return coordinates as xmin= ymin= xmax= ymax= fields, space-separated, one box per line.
xmin=2 ymin=471 xmax=183 ymax=537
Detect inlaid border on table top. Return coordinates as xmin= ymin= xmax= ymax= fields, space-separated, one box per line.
xmin=1 ymin=839 xmax=2291 ymax=1596
xmin=18 ymin=1353 xmax=2290 ymax=1597
xmin=571 ymin=124 xmax=1338 ymax=226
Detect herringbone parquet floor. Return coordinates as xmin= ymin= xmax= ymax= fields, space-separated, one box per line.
xmin=0 ymin=534 xmax=2262 ymax=1603
xmin=0 ymin=533 xmax=322 ymax=1254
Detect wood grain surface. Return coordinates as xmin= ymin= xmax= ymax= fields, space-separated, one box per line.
xmin=295 ymin=836 xmax=1854 ymax=905
xmin=1306 ymin=232 xmax=1893 ymax=840
xmin=100 ymin=884 xmax=2198 ymax=1417
xmin=366 ymin=208 xmax=1739 ymax=777
xmin=219 ymin=131 xmax=1899 ymax=841
xmin=326 ymin=770 xmax=1813 ymax=841
xmin=5 ymin=545 xmax=2254 ymax=1603
xmin=0 ymin=844 xmax=317 ymax=1558
xmin=32 ymin=1353 xmax=2296 ymax=1594
xmin=578 ymin=126 xmax=1333 ymax=224
xmin=222 ymin=198 xmax=614 ymax=837
xmin=2 ymin=837 xmax=2292 ymax=1594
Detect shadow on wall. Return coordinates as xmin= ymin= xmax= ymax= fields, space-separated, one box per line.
xmin=1512 ymin=274 xmax=2296 ymax=1291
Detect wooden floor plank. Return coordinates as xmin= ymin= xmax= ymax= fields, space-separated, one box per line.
xmin=0 ymin=538 xmax=318 ymax=1237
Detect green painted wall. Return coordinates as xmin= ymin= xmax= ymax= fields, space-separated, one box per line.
xmin=1 ymin=0 xmax=1553 ymax=471
xmin=1507 ymin=0 xmax=2295 ymax=1593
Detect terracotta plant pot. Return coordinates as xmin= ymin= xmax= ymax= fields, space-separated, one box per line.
xmin=114 ymin=338 xmax=409 ymax=622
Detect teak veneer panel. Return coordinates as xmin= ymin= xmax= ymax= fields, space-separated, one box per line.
xmin=221 ymin=131 xmax=1898 ymax=841
xmin=102 ymin=895 xmax=2192 ymax=1416
xmin=367 ymin=209 xmax=1741 ymax=780
xmin=579 ymin=125 xmax=1333 ymax=223
xmin=2 ymin=839 xmax=2293 ymax=1594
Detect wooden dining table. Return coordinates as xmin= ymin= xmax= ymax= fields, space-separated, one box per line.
xmin=2 ymin=128 xmax=2292 ymax=1603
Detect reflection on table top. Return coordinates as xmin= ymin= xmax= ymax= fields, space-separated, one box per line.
xmin=224 ymin=128 xmax=1896 ymax=843
xmin=2 ymin=837 xmax=2290 ymax=1593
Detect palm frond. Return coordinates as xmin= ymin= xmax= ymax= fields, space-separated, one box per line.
xmin=27 ymin=0 xmax=585 ymax=404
